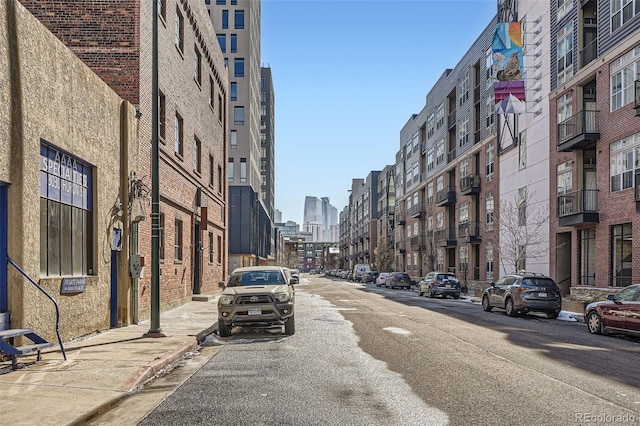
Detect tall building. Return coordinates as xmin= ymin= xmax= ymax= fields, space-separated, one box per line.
xmin=208 ymin=0 xmax=275 ymax=270
xmin=304 ymin=196 xmax=338 ymax=242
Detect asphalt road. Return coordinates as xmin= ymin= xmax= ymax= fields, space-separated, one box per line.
xmin=117 ymin=275 xmax=640 ymax=425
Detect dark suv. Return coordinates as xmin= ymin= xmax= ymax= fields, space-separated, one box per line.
xmin=418 ymin=272 xmax=461 ymax=299
xmin=386 ymin=272 xmax=412 ymax=289
xmin=482 ymin=272 xmax=562 ymax=319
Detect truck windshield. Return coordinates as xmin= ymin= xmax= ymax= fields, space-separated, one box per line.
xmin=228 ymin=271 xmax=285 ymax=287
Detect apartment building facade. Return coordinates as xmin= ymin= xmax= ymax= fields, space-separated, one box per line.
xmin=549 ymin=0 xmax=640 ymax=301
xmin=20 ymin=0 xmax=229 ymax=324
xmin=393 ymin=17 xmax=500 ymax=289
xmin=208 ymin=0 xmax=276 ymax=271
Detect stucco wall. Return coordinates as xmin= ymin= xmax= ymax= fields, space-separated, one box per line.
xmin=0 ymin=0 xmax=139 ymax=341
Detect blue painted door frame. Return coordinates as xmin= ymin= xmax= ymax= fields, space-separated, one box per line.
xmin=0 ymin=184 xmax=8 ymax=312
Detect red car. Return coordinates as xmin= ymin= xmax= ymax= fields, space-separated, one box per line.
xmin=585 ymin=284 xmax=640 ymax=336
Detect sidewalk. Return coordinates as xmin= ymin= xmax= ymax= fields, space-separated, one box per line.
xmin=0 ymin=296 xmax=220 ymax=426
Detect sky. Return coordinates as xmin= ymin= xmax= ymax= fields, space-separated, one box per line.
xmin=261 ymin=0 xmax=497 ymax=225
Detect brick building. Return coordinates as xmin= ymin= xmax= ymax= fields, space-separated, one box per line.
xmin=549 ymin=0 xmax=640 ymax=302
xmin=19 ymin=0 xmax=229 ymax=324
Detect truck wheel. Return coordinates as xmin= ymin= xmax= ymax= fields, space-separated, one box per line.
xmin=218 ymin=320 xmax=231 ymax=337
xmin=284 ymin=314 xmax=296 ymax=335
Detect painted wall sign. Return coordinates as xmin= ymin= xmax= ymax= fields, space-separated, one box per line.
xmin=40 ymin=141 xmax=93 ymax=210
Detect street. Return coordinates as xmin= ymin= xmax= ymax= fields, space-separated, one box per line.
xmin=102 ymin=275 xmax=640 ymax=425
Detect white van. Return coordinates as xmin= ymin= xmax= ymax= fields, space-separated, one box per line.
xmin=352 ymin=264 xmax=371 ymax=282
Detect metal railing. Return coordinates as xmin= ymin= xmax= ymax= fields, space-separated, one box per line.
xmin=557 ymin=189 xmax=598 ymax=217
xmin=557 ymin=110 xmax=599 ymax=145
xmin=7 ymin=257 xmax=66 ymax=361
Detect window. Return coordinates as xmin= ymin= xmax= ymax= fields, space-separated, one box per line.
xmin=486 ymin=95 xmax=495 ymax=129
xmin=208 ymin=232 xmax=214 ymax=263
xmin=556 ymin=23 xmax=574 ymax=85
xmin=157 ymin=0 xmax=166 ymax=20
xmin=234 ymin=58 xmax=245 ymax=77
xmin=610 ymin=47 xmax=640 ymax=112
xmin=486 ymin=242 xmax=494 ymax=281
xmin=240 ymin=158 xmax=247 ymax=182
xmin=486 ymin=143 xmax=494 ymax=181
xmin=234 ymin=106 xmax=244 ymax=125
xmin=611 ymin=223 xmax=632 ymax=287
xmin=175 ymin=6 xmax=184 ymax=52
xmin=194 ymin=136 xmax=201 ymax=173
xmin=222 ymin=10 xmax=228 ymax=29
xmin=435 ymin=103 xmax=445 ymax=129
xmin=610 ymin=132 xmax=640 ymax=192
xmin=436 ymin=211 xmax=444 ymax=230
xmin=611 ymin=0 xmax=639 ymax=32
xmin=159 ymin=90 xmax=166 ymax=140
xmin=518 ymin=130 xmax=526 ymax=170
xmin=230 ymin=130 xmax=237 ymax=149
xmin=175 ymin=219 xmax=183 ymax=261
xmin=217 ymin=34 xmax=226 ymax=53
xmin=216 ymin=0 xmax=225 ymax=4
xmin=485 ymin=48 xmax=494 ymax=89
xmin=459 ymin=116 xmax=469 ymax=147
xmin=459 ymin=73 xmax=470 ymax=105
xmin=194 ymin=46 xmax=202 ymax=85
xmin=580 ymin=228 xmax=596 ymax=286
xmin=518 ymin=187 xmax=527 ymax=226
xmin=159 ymin=213 xmax=165 ymax=260
xmin=217 ymin=235 xmax=222 ymax=263
xmin=228 ymin=158 xmax=234 ymax=181
xmin=209 ymin=76 xmax=215 ymax=109
xmin=234 ymin=10 xmax=244 ymax=29
xmin=427 ymin=146 xmax=434 ymax=171
xmin=436 ymin=139 xmax=445 ymax=164
xmin=209 ymin=155 xmax=214 ymax=187
xmin=427 ymin=183 xmax=433 ymax=204
xmin=557 ymin=0 xmax=571 ymax=21
xmin=459 ymin=202 xmax=469 ymax=224
xmin=39 ymin=143 xmax=94 ymax=277
xmin=459 ymin=245 xmax=468 ymax=272
xmin=218 ymin=165 xmax=223 ymax=194
xmin=230 ymin=82 xmax=237 ymax=101
xmin=174 ymin=113 xmax=183 ymax=156
xmin=230 ymin=34 xmax=237 ymax=53
xmin=217 ymin=94 xmax=223 ymax=122
xmin=460 ymin=158 xmax=469 ymax=179
xmin=427 ymin=113 xmax=435 ymax=139
xmin=486 ymin=192 xmax=494 ymax=231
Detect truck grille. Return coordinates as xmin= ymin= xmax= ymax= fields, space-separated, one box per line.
xmin=237 ymin=295 xmax=273 ymax=304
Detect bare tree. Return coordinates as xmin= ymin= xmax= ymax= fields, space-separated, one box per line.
xmin=375 ymin=241 xmax=395 ymax=272
xmin=283 ymin=242 xmax=299 ymax=269
xmin=487 ymin=188 xmax=549 ymax=274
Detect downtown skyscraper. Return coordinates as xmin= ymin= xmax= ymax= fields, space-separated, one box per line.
xmin=304 ymin=196 xmax=338 ymax=242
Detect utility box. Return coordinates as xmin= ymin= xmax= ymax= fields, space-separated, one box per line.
xmin=130 ymin=254 xmax=143 ymax=279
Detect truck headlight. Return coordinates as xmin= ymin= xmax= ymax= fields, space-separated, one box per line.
xmin=219 ymin=295 xmax=234 ymax=305
xmin=274 ymin=292 xmax=290 ymax=302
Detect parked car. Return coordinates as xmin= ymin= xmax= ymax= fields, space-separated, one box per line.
xmin=362 ymin=271 xmax=379 ymax=283
xmin=418 ymin=272 xmax=461 ymax=299
xmin=585 ymin=284 xmax=640 ymax=336
xmin=217 ymin=266 xmax=295 ymax=337
xmin=375 ymin=272 xmax=391 ymax=287
xmin=482 ymin=271 xmax=562 ymax=319
xmin=386 ymin=272 xmax=412 ymax=289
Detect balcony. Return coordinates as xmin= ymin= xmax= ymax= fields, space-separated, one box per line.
xmin=410 ymin=236 xmax=425 ymax=250
xmin=557 ymin=189 xmax=599 ymax=227
xmin=395 ymin=214 xmax=406 ymax=225
xmin=435 ymin=228 xmax=457 ymax=247
xmin=447 ymin=148 xmax=456 ymax=163
xmin=436 ymin=186 xmax=456 ymax=206
xmin=458 ymin=221 xmax=481 ymax=243
xmin=395 ymin=240 xmax=406 ymax=254
xmin=460 ymin=174 xmax=481 ymax=195
xmin=408 ymin=203 xmax=426 ymax=218
xmin=557 ymin=110 xmax=600 ymax=152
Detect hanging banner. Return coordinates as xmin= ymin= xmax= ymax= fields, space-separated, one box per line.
xmin=492 ymin=22 xmax=526 ymax=113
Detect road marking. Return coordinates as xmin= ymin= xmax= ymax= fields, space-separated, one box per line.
xmin=383 ymin=327 xmax=411 ymax=336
